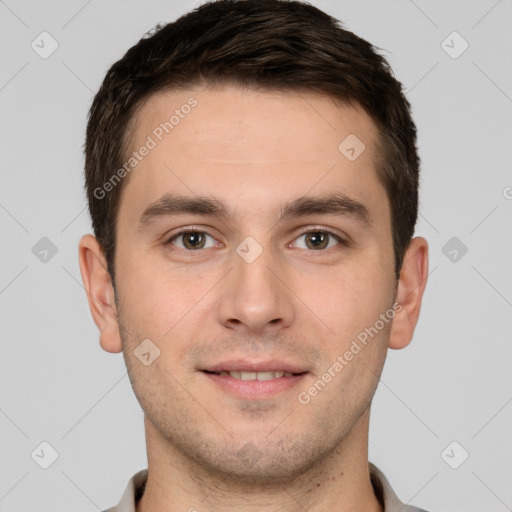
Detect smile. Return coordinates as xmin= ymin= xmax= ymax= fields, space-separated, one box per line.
xmin=204 ymin=370 xmax=299 ymax=380
xmin=201 ymin=369 xmax=308 ymax=400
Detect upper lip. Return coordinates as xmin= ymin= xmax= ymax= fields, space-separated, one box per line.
xmin=201 ymin=359 xmax=309 ymax=374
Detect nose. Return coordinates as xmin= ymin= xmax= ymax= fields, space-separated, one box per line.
xmin=216 ymin=242 xmax=295 ymax=335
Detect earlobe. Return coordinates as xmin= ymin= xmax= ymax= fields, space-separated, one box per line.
xmin=78 ymin=234 xmax=123 ymax=353
xmin=388 ymin=236 xmax=429 ymax=350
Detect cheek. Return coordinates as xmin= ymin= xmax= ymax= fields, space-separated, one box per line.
xmin=310 ymin=267 xmax=392 ymax=392
xmin=117 ymin=251 xmax=218 ymax=344
xmin=302 ymin=259 xmax=392 ymax=339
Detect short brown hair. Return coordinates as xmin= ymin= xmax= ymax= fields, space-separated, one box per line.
xmin=85 ymin=0 xmax=420 ymax=283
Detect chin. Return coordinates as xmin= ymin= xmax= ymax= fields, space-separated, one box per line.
xmin=176 ymin=431 xmax=333 ymax=486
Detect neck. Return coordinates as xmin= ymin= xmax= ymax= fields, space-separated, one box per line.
xmin=136 ymin=408 xmax=382 ymax=512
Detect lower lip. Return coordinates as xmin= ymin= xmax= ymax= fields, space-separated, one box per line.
xmin=201 ymin=372 xmax=308 ymax=400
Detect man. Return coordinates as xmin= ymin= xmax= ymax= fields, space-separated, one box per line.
xmin=78 ymin=0 xmax=429 ymax=510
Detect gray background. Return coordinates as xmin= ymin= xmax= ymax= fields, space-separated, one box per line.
xmin=1 ymin=0 xmax=511 ymax=510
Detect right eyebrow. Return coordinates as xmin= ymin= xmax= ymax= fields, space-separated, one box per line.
xmin=137 ymin=193 xmax=231 ymax=231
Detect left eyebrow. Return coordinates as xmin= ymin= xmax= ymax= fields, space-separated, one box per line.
xmin=280 ymin=192 xmax=372 ymax=226
xmin=137 ymin=191 xmax=372 ymax=230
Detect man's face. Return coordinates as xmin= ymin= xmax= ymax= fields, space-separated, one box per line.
xmin=113 ymin=85 xmax=396 ymax=482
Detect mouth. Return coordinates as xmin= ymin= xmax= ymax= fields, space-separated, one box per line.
xmin=199 ymin=360 xmax=309 ymax=399
xmin=202 ymin=369 xmax=306 ymax=380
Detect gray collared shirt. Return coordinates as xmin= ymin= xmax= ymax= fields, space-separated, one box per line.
xmin=102 ymin=463 xmax=429 ymax=512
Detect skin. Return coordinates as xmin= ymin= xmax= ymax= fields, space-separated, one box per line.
xmin=79 ymin=85 xmax=428 ymax=512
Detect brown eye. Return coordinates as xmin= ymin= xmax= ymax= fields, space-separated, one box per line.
xmin=305 ymin=232 xmax=329 ymax=250
xmin=167 ymin=231 xmax=215 ymax=250
xmin=292 ymin=230 xmax=344 ymax=251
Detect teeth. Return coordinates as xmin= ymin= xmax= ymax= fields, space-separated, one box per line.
xmin=222 ymin=370 xmax=296 ymax=380
xmin=255 ymin=371 xmax=274 ymax=381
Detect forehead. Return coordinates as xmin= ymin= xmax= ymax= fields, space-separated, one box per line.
xmin=119 ymin=84 xmax=388 ymax=228
xmin=132 ymin=85 xmax=378 ymax=161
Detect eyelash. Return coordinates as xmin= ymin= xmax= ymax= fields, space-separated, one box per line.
xmin=164 ymin=227 xmax=348 ymax=254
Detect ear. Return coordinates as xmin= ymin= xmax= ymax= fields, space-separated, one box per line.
xmin=388 ymin=236 xmax=429 ymax=350
xmin=78 ymin=234 xmax=123 ymax=353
